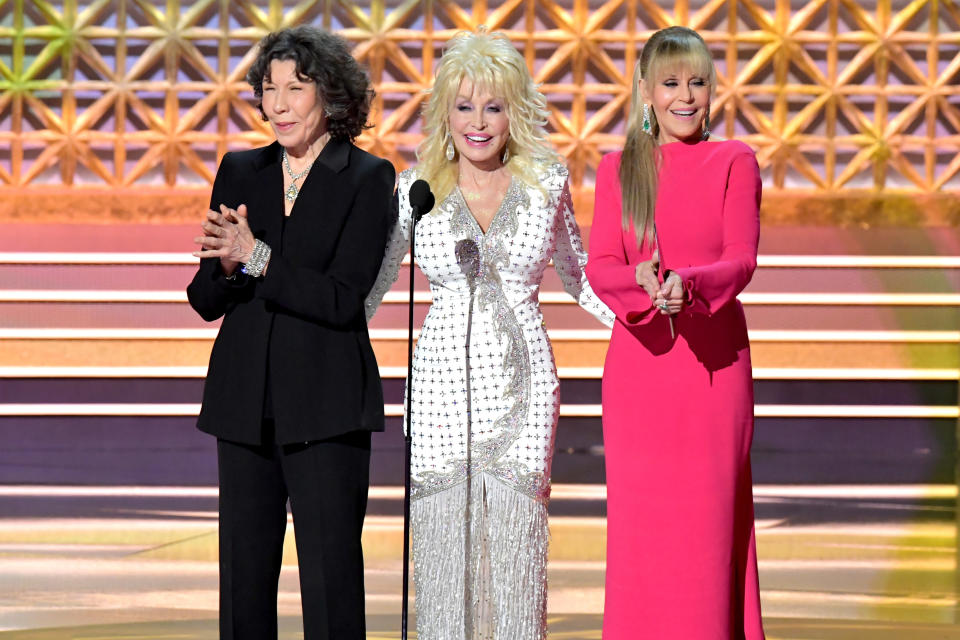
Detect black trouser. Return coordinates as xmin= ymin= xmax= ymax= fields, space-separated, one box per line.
xmin=217 ymin=428 xmax=371 ymax=640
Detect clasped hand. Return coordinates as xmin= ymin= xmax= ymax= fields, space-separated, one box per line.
xmin=192 ymin=204 xmax=255 ymax=275
xmin=635 ymin=249 xmax=684 ymax=315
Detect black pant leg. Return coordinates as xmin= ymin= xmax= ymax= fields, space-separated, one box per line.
xmin=218 ymin=438 xmax=289 ymax=640
xmin=281 ymin=431 xmax=371 ymax=640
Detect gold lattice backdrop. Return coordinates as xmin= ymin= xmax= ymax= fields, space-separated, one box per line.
xmin=1 ymin=0 xmax=959 ymax=223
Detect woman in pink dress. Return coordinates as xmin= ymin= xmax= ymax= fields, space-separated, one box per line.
xmin=585 ymin=27 xmax=765 ymax=639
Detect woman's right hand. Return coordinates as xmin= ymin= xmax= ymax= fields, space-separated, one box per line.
xmin=655 ymin=271 xmax=685 ymax=315
xmin=193 ymin=204 xmax=255 ymax=275
xmin=635 ymin=249 xmax=660 ymax=300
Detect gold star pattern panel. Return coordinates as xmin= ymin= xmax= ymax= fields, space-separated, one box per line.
xmin=1 ymin=0 xmax=958 ymax=223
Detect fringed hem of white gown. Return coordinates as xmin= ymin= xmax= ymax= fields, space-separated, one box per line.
xmin=412 ymin=472 xmax=549 ymax=640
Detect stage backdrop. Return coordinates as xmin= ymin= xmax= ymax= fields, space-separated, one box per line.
xmin=1 ymin=0 xmax=958 ymax=225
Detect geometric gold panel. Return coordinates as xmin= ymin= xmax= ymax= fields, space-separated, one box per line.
xmin=1 ymin=0 xmax=959 ymax=219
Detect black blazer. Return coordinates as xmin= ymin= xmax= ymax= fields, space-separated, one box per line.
xmin=187 ymin=139 xmax=395 ymax=445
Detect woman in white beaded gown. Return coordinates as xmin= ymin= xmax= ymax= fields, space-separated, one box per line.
xmin=365 ymin=29 xmax=613 ymax=639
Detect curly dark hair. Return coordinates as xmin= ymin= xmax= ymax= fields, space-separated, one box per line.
xmin=246 ymin=26 xmax=373 ymax=141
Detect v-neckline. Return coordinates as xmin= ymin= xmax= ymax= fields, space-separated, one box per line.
xmin=455 ymin=177 xmax=514 ymax=237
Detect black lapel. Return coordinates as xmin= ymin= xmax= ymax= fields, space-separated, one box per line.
xmin=288 ymin=138 xmax=352 ymax=225
xmin=249 ymin=141 xmax=284 ymax=247
xmin=314 ymin=136 xmax=351 ymax=174
xmin=289 ymin=137 xmax=351 ymax=213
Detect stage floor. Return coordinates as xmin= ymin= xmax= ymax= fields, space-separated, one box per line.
xmin=2 ymin=486 xmax=960 ymax=640
xmin=5 ymin=617 xmax=960 ymax=640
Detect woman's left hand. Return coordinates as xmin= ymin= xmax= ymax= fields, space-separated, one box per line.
xmin=192 ymin=204 xmax=255 ymax=273
xmin=654 ymin=272 xmax=685 ymax=315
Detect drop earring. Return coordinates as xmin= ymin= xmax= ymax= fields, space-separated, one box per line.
xmin=702 ymin=107 xmax=711 ymax=140
xmin=445 ymin=136 xmax=456 ymax=161
xmin=502 ymin=144 xmax=510 ymax=164
xmin=642 ymin=103 xmax=651 ymax=134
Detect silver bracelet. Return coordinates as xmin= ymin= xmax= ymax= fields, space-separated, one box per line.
xmin=241 ymin=239 xmax=271 ymax=278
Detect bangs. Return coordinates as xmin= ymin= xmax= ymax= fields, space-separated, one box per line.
xmin=452 ymin=63 xmax=511 ymax=105
xmin=433 ymin=29 xmax=530 ymax=114
xmin=646 ymin=46 xmax=715 ymax=87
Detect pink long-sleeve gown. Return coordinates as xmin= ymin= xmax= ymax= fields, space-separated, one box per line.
xmin=585 ymin=139 xmax=766 ymax=640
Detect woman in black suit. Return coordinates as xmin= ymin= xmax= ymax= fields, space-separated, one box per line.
xmin=187 ymin=26 xmax=395 ymax=640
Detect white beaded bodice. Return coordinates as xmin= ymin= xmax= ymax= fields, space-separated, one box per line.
xmin=366 ymin=163 xmax=613 ymax=504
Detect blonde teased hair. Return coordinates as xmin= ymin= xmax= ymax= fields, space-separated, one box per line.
xmin=621 ymin=26 xmax=716 ymax=247
xmin=417 ymin=28 xmax=560 ymax=206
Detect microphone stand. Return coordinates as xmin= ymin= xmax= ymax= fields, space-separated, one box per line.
xmin=653 ymin=223 xmax=675 ymax=339
xmin=402 ymin=182 xmax=433 ymax=640
xmin=400 ymin=218 xmax=415 ymax=640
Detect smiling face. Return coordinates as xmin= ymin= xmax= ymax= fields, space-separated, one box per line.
xmin=641 ymin=64 xmax=711 ymax=145
xmin=261 ymin=58 xmax=327 ymax=156
xmin=447 ymin=78 xmax=510 ymax=170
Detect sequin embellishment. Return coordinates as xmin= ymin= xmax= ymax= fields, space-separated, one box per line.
xmin=412 ymin=178 xmax=537 ymax=501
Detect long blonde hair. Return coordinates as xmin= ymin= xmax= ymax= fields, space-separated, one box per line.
xmin=417 ymin=29 xmax=560 ymax=205
xmin=620 ymin=26 xmax=716 ymax=247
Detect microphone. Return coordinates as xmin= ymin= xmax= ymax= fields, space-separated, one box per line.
xmin=409 ymin=179 xmax=435 ymax=223
xmin=455 ymin=238 xmax=481 ymax=292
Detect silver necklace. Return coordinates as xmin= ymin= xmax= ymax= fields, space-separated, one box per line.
xmin=282 ymin=149 xmax=316 ymax=203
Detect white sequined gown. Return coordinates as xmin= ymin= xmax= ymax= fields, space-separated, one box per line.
xmin=366 ymin=164 xmax=613 ymax=640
